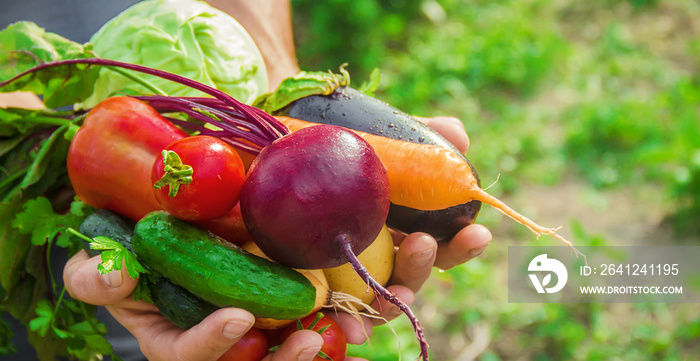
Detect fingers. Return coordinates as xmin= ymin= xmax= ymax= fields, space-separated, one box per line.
xmin=415 ymin=116 xmax=469 ymax=153
xmin=435 ymin=224 xmax=492 ymax=270
xmin=327 ymin=285 xmax=414 ymax=342
xmin=389 ymin=232 xmax=437 ymax=293
xmin=264 ymin=330 xmax=324 ymax=361
xmin=369 ymin=285 xmax=415 ymax=327
xmin=325 ymin=311 xmax=373 ymax=345
xmin=63 ymin=250 xmax=139 ymax=305
xmin=136 ymin=308 xmax=255 ymax=361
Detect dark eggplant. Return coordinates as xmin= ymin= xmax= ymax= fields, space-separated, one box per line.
xmin=277 ymin=86 xmax=482 ymax=242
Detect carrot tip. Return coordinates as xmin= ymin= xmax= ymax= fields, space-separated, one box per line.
xmin=548 ymin=230 xmax=587 ymax=266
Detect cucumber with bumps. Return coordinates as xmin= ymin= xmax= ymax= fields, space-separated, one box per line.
xmin=79 ymin=209 xmax=136 ymax=256
xmin=147 ymin=276 xmax=220 ymax=329
xmin=132 ymin=211 xmax=316 ymax=320
xmin=79 ymin=209 xmax=220 ymax=329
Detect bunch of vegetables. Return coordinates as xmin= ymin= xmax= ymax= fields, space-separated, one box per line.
xmin=0 ymin=20 xmax=580 ymax=361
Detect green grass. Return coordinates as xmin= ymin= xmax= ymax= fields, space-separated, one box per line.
xmin=292 ymin=0 xmax=700 ymax=359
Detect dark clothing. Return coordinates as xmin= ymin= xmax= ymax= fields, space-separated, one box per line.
xmin=0 ymin=0 xmax=140 ymax=44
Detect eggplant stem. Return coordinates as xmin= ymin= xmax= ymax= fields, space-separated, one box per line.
xmin=337 ymin=235 xmax=430 ymax=361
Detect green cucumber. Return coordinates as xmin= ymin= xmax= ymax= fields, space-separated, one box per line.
xmin=79 ymin=209 xmax=136 ymax=256
xmin=79 ymin=209 xmax=220 ymax=329
xmin=147 ymin=276 xmax=220 ymax=329
xmin=132 ymin=211 xmax=316 ymax=320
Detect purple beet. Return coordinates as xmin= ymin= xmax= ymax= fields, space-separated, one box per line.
xmin=239 ymin=124 xmax=390 ymax=269
xmin=240 ymin=124 xmax=430 ymax=360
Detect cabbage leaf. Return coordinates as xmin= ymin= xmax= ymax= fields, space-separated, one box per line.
xmin=82 ymin=0 xmax=268 ymax=108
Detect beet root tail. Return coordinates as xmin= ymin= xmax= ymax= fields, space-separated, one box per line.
xmin=338 ymin=235 xmax=430 ymax=361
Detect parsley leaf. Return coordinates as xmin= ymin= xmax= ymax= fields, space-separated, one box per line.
xmin=27 ymin=299 xmax=53 ymax=337
xmin=132 ymin=277 xmax=154 ymax=304
xmin=12 ymin=197 xmax=94 ymax=248
xmin=26 ymin=291 xmax=119 ymax=360
xmin=67 ymin=229 xmax=146 ymax=280
xmin=11 ymin=197 xmax=58 ymax=246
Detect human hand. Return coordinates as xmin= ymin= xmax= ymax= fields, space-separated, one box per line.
xmin=414 ymin=115 xmax=493 ymax=270
xmin=0 ymin=91 xmax=45 ymax=109
xmin=63 ymin=250 xmax=365 ymax=361
xmin=389 ymin=115 xmax=492 ymax=290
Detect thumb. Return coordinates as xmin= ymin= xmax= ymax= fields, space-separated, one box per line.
xmin=63 ymin=250 xmax=139 ymax=305
xmin=139 ymin=308 xmax=255 ymax=361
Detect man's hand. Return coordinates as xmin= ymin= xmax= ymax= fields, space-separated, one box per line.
xmin=410 ymin=115 xmax=492 ymax=270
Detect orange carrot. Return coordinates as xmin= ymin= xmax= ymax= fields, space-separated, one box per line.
xmin=277 ymin=116 xmax=582 ymax=256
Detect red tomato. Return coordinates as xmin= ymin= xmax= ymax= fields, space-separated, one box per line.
xmin=151 ymin=135 xmax=245 ymax=221
xmin=218 ymin=327 xmax=268 ymax=361
xmin=68 ymin=96 xmax=188 ymax=220
xmin=277 ymin=312 xmax=347 ymax=361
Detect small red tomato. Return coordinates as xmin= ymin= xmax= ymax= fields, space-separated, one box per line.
xmin=218 ymin=327 xmax=268 ymax=361
xmin=277 ymin=312 xmax=347 ymax=361
xmin=152 ymin=135 xmax=245 ymax=221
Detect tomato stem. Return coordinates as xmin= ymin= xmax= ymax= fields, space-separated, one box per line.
xmin=305 ymin=312 xmax=324 ymax=330
xmin=153 ymin=150 xmax=193 ymax=197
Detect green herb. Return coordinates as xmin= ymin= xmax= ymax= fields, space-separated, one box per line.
xmin=0 ymin=21 xmax=162 ymax=359
xmin=12 ymin=197 xmax=89 ymax=248
xmin=27 ymin=295 xmax=118 ymax=360
xmin=67 ymin=228 xmax=146 ymax=280
xmin=0 ymin=196 xmax=124 ymax=360
xmin=0 ymin=112 xmax=119 ymax=360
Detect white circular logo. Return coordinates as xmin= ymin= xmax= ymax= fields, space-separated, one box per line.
xmin=528 ymin=254 xmax=568 ymax=294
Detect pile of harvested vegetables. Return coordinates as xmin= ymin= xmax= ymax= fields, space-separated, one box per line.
xmin=0 ymin=7 xmax=579 ymax=361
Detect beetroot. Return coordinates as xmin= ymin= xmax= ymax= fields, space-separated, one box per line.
xmin=240 ymin=124 xmax=390 ymax=269
xmin=240 ymin=124 xmax=430 ymax=360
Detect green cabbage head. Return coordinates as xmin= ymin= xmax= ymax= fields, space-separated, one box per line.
xmin=82 ymin=0 xmax=268 ymax=108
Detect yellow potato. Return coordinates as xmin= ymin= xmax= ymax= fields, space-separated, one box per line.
xmin=322 ymin=225 xmax=395 ymax=307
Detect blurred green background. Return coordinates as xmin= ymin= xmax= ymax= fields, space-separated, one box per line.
xmin=290 ymin=0 xmax=700 ymax=360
